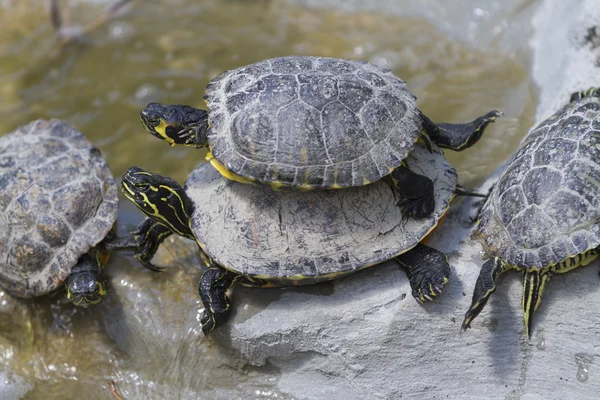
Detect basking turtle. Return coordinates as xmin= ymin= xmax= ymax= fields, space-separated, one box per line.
xmin=139 ymin=56 xmax=501 ymax=218
xmin=0 ymin=119 xmax=118 ymax=306
xmin=121 ymin=143 xmax=481 ymax=334
xmin=462 ymin=88 xmax=600 ymax=336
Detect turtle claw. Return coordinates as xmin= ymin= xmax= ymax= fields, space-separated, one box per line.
xmin=200 ymin=308 xmax=231 ymax=336
xmin=397 ymin=193 xmax=435 ymax=219
xmin=128 ymin=219 xmax=173 ymax=272
xmin=137 ymin=258 xmax=166 ymax=272
xmin=198 ymin=266 xmax=236 ymax=335
xmin=200 ymin=312 xmax=215 ymax=336
xmin=396 ymin=243 xmax=451 ymax=304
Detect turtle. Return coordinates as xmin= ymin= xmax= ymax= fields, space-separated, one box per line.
xmin=462 ymin=87 xmax=600 ymax=336
xmin=119 ymin=142 xmax=483 ymax=334
xmin=0 ymin=119 xmax=119 ymax=307
xmin=138 ymin=55 xmax=501 ymax=219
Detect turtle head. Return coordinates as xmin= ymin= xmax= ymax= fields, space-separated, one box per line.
xmin=140 ymin=103 xmax=209 ymax=148
xmin=121 ymin=166 xmax=194 ymax=238
xmin=66 ymin=255 xmax=106 ymax=307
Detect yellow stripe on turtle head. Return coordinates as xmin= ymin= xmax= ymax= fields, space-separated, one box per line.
xmin=153 ymin=119 xmax=176 ymax=146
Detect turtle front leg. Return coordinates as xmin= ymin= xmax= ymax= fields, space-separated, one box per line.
xmin=103 ymin=220 xmax=174 ymax=271
xmin=198 ymin=265 xmax=239 ymax=335
xmin=462 ymin=257 xmax=510 ymax=331
xmin=127 ymin=218 xmax=174 ymax=271
xmin=390 ymin=164 xmax=435 ymax=218
xmin=395 ymin=243 xmax=451 ymax=302
xmin=420 ymin=110 xmax=502 ymax=151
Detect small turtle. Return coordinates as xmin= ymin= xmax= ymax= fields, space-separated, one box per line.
xmin=120 ymin=143 xmax=481 ymax=334
xmin=0 ymin=119 xmax=118 ymax=306
xmin=462 ymin=88 xmax=600 ymax=335
xmin=139 ymin=56 xmax=501 ymax=218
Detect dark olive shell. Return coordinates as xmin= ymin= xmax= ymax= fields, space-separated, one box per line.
xmin=204 ymin=56 xmax=421 ymax=189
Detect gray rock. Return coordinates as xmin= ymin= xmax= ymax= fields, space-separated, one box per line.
xmin=0 ymin=371 xmax=32 ymax=400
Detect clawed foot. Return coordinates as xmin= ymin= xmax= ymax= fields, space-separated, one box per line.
xmin=409 ymin=263 xmax=450 ymax=303
xmin=397 ymin=192 xmax=435 ymax=219
xmin=198 ymin=266 xmax=237 ymax=335
xmin=396 ymin=243 xmax=451 ymax=303
xmin=390 ymin=165 xmax=436 ymax=219
xmin=118 ymin=219 xmax=173 ymax=272
xmin=200 ymin=307 xmax=232 ymax=336
xmin=133 ymin=233 xmax=166 ymax=272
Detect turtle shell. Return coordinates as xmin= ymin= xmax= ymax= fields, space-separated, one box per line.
xmin=186 ymin=143 xmax=456 ymax=284
xmin=0 ymin=119 xmax=118 ymax=297
xmin=204 ymin=56 xmax=421 ymax=189
xmin=478 ymin=95 xmax=600 ymax=269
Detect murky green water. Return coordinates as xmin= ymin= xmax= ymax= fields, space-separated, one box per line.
xmin=0 ymin=0 xmax=535 ymax=398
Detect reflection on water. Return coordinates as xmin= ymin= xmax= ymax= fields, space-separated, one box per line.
xmin=0 ymin=0 xmax=534 ymax=398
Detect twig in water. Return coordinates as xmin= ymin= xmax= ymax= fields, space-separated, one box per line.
xmin=110 ymin=380 xmax=125 ymax=400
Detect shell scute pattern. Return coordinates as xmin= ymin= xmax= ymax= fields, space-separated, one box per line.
xmin=481 ymin=96 xmax=600 ymax=268
xmin=0 ymin=119 xmax=117 ymax=297
xmin=187 ymin=144 xmax=456 ymax=281
xmin=336 ymin=74 xmax=374 ymax=113
xmin=205 ymin=56 xmax=421 ymax=188
xmin=275 ymin=101 xmax=325 ymax=165
xmin=298 ymin=73 xmax=339 ymax=110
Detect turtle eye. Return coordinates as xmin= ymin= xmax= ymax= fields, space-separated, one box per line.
xmin=146 ymin=117 xmax=160 ymax=126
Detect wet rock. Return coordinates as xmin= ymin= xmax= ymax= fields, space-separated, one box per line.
xmin=0 ymin=371 xmax=32 ymax=400
xmin=98 ymin=236 xmax=290 ymax=399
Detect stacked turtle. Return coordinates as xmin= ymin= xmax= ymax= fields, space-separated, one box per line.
xmin=4 ymin=58 xmax=599 ymax=340
xmin=121 ymin=56 xmax=501 ymax=334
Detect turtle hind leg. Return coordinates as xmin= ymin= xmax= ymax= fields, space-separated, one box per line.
xmin=569 ymin=87 xmax=600 ymax=102
xmin=462 ymin=257 xmax=509 ymax=331
xmin=421 ymin=110 xmax=502 ymax=151
xmin=521 ymin=270 xmax=552 ymax=337
xmin=395 ymin=243 xmax=451 ymax=303
xmin=389 ymin=164 xmax=435 ymax=218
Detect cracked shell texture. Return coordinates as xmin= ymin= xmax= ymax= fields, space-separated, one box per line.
xmin=186 ymin=143 xmax=456 ymax=284
xmin=479 ymin=95 xmax=600 ymax=268
xmin=0 ymin=119 xmax=117 ymax=297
